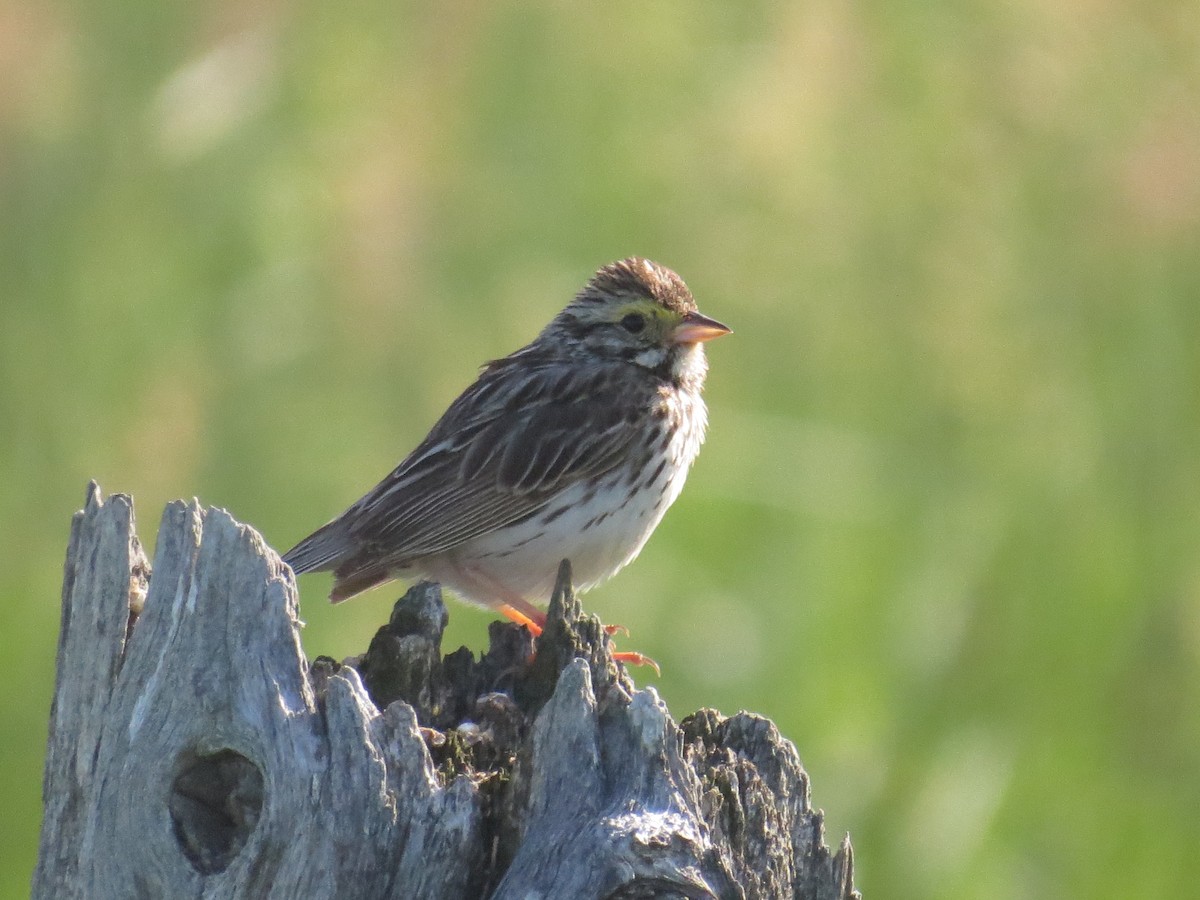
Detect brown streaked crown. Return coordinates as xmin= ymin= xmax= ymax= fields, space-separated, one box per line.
xmin=577 ymin=258 xmax=697 ymax=315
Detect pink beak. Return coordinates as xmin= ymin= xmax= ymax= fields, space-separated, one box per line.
xmin=672 ymin=311 xmax=732 ymax=345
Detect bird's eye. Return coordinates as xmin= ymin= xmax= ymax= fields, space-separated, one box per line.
xmin=620 ymin=313 xmax=645 ymax=334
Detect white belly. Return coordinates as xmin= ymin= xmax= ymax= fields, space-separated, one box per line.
xmin=423 ymin=391 xmax=707 ymax=608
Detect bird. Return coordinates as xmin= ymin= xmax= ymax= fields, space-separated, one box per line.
xmin=283 ymin=258 xmax=730 ymax=659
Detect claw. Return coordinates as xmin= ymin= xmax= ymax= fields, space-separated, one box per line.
xmin=612 ymin=650 xmax=661 ymax=676
xmin=605 ymin=622 xmax=657 ymax=674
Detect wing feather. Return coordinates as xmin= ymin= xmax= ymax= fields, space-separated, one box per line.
xmin=340 ymin=361 xmax=655 ymax=561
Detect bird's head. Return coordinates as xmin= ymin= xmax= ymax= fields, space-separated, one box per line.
xmin=545 ymin=258 xmax=730 ymax=383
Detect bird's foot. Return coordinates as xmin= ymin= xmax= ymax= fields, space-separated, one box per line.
xmin=496 ymin=601 xmax=659 ymax=675
xmin=612 ymin=650 xmax=661 ymax=676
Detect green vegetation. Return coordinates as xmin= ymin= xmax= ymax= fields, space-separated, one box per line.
xmin=3 ymin=1 xmax=1198 ymax=896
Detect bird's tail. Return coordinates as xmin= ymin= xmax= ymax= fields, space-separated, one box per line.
xmin=282 ymin=518 xmax=394 ymax=604
xmin=281 ymin=518 xmax=351 ymax=575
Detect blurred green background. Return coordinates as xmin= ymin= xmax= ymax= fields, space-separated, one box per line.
xmin=3 ymin=0 xmax=1199 ymax=896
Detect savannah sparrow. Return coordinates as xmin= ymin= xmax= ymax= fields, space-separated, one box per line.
xmin=283 ymin=258 xmax=729 ymax=646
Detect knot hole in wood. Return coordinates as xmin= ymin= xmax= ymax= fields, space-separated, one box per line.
xmin=169 ymin=748 xmax=264 ymax=875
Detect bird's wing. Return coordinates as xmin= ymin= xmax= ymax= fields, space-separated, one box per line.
xmin=343 ymin=361 xmax=660 ymax=560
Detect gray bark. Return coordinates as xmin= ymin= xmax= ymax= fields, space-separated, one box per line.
xmin=35 ymin=483 xmax=859 ymax=899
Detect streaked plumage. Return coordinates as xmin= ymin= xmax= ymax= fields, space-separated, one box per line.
xmin=284 ymin=257 xmax=729 ymax=632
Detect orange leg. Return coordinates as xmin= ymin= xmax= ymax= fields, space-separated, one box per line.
xmin=496 ymin=602 xmax=545 ymax=636
xmin=476 ymin=565 xmax=658 ymax=675
xmin=497 ymin=602 xmax=658 ymax=673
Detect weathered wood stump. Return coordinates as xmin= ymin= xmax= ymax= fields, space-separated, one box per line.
xmin=34 ymin=483 xmax=859 ymax=899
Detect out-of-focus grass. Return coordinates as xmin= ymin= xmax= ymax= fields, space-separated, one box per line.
xmin=3 ymin=1 xmax=1199 ymax=897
